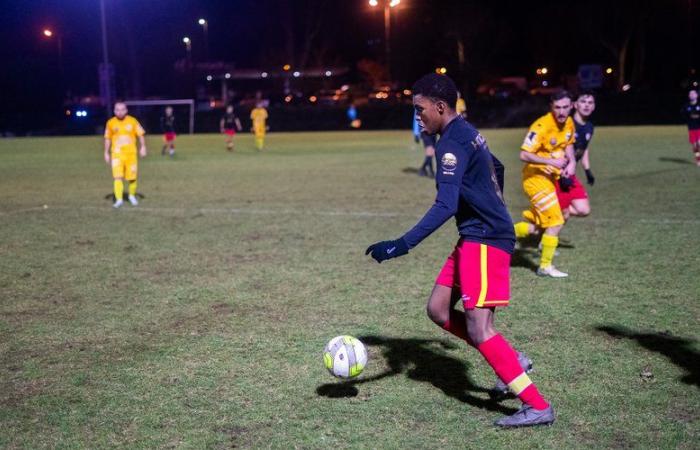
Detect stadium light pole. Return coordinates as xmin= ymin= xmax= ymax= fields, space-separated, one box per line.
xmin=369 ymin=0 xmax=400 ymax=83
xmin=100 ymin=0 xmax=113 ymax=117
xmin=198 ymin=18 xmax=209 ymax=61
xmin=42 ymin=28 xmax=64 ymax=79
xmin=183 ymin=36 xmax=192 ymax=66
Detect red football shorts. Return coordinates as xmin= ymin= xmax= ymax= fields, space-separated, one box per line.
xmin=164 ymin=132 xmax=176 ymax=143
xmin=555 ymin=174 xmax=588 ymax=210
xmin=224 ymin=129 xmax=236 ymax=137
xmin=436 ymin=240 xmax=511 ymax=310
xmin=689 ymin=129 xmax=700 ymax=144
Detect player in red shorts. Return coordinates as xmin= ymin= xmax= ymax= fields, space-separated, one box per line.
xmin=683 ymin=89 xmax=700 ymax=166
xmin=556 ymin=91 xmax=596 ymax=219
xmin=366 ymin=74 xmax=554 ymax=428
xmin=220 ymin=105 xmax=242 ymax=152
xmin=160 ymin=106 xmax=176 ymax=157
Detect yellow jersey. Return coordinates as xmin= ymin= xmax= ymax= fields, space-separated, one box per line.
xmin=520 ymin=112 xmax=574 ymax=179
xmin=456 ymin=97 xmax=467 ymax=116
xmin=104 ymin=115 xmax=145 ymax=156
xmin=251 ymin=107 xmax=268 ymax=133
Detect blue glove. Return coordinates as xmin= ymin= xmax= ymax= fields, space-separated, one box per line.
xmin=585 ymin=169 xmax=595 ymax=186
xmin=365 ymin=238 xmax=409 ymax=263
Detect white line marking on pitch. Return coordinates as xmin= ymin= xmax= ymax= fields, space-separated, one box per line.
xmin=2 ymin=205 xmax=700 ymax=224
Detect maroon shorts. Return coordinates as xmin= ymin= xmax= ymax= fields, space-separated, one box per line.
xmin=224 ymin=129 xmax=236 ymax=137
xmin=164 ymin=132 xmax=176 ymax=143
xmin=555 ymin=174 xmax=588 ymax=210
xmin=436 ymin=240 xmax=511 ymax=310
xmin=689 ymin=129 xmax=700 ymax=144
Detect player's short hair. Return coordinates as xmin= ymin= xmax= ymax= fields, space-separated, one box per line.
xmin=550 ymin=90 xmax=572 ymax=103
xmin=412 ymin=73 xmax=458 ymax=109
xmin=575 ymin=90 xmax=596 ymax=101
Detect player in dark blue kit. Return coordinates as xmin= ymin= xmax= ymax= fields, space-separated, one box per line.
xmin=160 ymin=106 xmax=176 ymax=157
xmin=683 ymin=89 xmax=700 ymax=166
xmin=556 ymin=91 xmax=596 ymax=218
xmin=417 ymin=131 xmax=436 ymax=177
xmin=366 ymin=74 xmax=554 ymax=428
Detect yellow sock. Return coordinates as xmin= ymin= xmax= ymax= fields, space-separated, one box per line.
xmin=514 ymin=222 xmax=530 ymax=239
xmin=128 ymin=180 xmax=137 ymax=196
xmin=540 ymin=234 xmax=558 ymax=268
xmin=256 ymin=137 xmax=264 ymax=150
xmin=114 ymin=179 xmax=124 ymax=201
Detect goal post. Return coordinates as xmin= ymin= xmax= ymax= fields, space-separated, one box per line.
xmin=123 ymin=99 xmax=195 ymax=134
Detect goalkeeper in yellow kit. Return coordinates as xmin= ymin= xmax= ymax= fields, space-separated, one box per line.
xmin=104 ymin=102 xmax=147 ymax=208
xmin=250 ymin=102 xmax=268 ymax=151
xmin=514 ymin=91 xmax=576 ymax=277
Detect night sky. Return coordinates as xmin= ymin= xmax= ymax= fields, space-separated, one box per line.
xmin=1 ymin=0 xmax=698 ymax=126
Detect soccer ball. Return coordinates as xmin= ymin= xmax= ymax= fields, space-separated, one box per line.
xmin=323 ymin=335 xmax=368 ymax=379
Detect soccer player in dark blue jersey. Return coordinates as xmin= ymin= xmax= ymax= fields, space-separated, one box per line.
xmin=417 ymin=131 xmax=436 ymax=177
xmin=366 ymin=74 xmax=554 ymax=428
xmin=160 ymin=106 xmax=176 ymax=157
xmin=683 ymin=89 xmax=700 ymax=166
xmin=556 ymin=91 xmax=596 ymax=218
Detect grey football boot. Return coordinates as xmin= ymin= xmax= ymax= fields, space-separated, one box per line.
xmin=495 ymin=404 xmax=555 ymax=428
xmin=488 ymin=352 xmax=533 ymax=400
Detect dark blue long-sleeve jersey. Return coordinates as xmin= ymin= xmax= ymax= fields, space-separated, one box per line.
xmin=401 ymin=116 xmax=516 ymax=254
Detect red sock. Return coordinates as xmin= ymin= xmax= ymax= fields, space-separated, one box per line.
xmin=478 ymin=334 xmax=549 ymax=410
xmin=442 ymin=310 xmax=475 ymax=347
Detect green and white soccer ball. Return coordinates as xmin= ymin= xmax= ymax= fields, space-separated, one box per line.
xmin=323 ymin=335 xmax=368 ymax=378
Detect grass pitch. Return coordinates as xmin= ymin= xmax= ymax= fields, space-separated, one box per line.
xmin=1 ymin=128 xmax=698 ymax=449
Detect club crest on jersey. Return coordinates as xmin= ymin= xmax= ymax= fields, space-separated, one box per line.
xmin=441 ymin=153 xmax=458 ymax=175
xmin=565 ymin=132 xmax=571 ymax=140
xmin=550 ymin=137 xmax=558 ymax=146
xmin=524 ymin=131 xmax=536 ymax=147
xmin=125 ymin=124 xmax=133 ymax=132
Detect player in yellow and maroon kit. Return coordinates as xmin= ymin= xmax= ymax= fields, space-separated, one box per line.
xmin=250 ymin=102 xmax=268 ymax=151
xmin=104 ymin=102 xmax=147 ymax=208
xmin=513 ymin=91 xmax=576 ymax=277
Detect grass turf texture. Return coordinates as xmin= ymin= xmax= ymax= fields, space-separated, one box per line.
xmin=1 ymin=128 xmax=698 ymax=449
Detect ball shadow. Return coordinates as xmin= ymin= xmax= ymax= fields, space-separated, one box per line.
xmin=316 ymin=383 xmax=358 ymax=398
xmin=316 ymin=335 xmax=517 ymax=414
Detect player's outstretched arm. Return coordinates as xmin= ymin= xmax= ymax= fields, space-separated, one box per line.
xmin=235 ymin=118 xmax=242 ymax=131
xmin=562 ymin=145 xmax=577 ymax=177
xmin=103 ymin=139 xmax=111 ymax=165
xmin=366 ymin=176 xmax=461 ymax=263
xmin=581 ymin=149 xmax=595 ymax=185
xmin=138 ymin=135 xmax=147 ymax=157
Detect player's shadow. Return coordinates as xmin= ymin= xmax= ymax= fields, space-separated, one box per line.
xmin=316 ymin=335 xmax=518 ymax=414
xmin=401 ymin=167 xmax=420 ymax=174
xmin=104 ymin=192 xmax=145 ymax=201
xmin=511 ymin=236 xmax=576 ymax=273
xmin=658 ymin=157 xmax=694 ymax=165
xmin=596 ymin=325 xmax=700 ymax=387
xmin=511 ymin=248 xmax=539 ymax=272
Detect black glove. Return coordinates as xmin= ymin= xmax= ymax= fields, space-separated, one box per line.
xmin=558 ymin=176 xmax=573 ymax=193
xmin=585 ymin=169 xmax=595 ymax=186
xmin=365 ymin=238 xmax=409 ymax=263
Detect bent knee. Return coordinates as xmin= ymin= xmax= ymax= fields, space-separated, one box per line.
xmin=426 ymin=303 xmax=448 ymax=326
xmin=572 ymin=205 xmax=591 ymax=216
